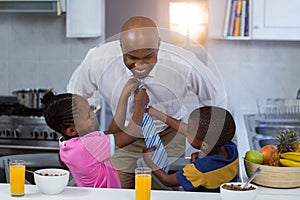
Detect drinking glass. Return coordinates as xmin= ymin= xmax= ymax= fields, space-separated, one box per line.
xmin=135 ymin=167 xmax=152 ymax=200
xmin=9 ymin=160 xmax=26 ymax=197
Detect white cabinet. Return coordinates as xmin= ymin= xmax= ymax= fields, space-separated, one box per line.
xmin=66 ymin=0 xmax=104 ymax=38
xmin=208 ymin=0 xmax=300 ymax=41
xmin=252 ymin=0 xmax=300 ymax=40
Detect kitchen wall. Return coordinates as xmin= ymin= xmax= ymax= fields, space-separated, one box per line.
xmin=209 ymin=39 xmax=300 ymax=114
xmin=0 ymin=13 xmax=102 ymax=95
xmin=0 ymin=0 xmax=299 ymax=116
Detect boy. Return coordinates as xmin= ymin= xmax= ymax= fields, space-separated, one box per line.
xmin=143 ymin=106 xmax=239 ymax=192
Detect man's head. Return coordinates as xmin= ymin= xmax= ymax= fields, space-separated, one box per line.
xmin=120 ymin=16 xmax=160 ymax=79
xmin=187 ymin=106 xmax=236 ymax=150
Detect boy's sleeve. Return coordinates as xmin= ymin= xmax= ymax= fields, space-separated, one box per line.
xmin=176 ymin=163 xmax=205 ymax=191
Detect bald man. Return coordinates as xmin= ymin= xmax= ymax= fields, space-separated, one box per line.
xmin=67 ymin=16 xmax=227 ymax=189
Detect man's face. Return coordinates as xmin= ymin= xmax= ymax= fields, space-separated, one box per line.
xmin=123 ymin=48 xmax=158 ymax=79
xmin=120 ymin=27 xmax=160 ymax=79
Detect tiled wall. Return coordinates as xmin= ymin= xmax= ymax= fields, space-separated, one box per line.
xmin=1 ymin=13 xmax=300 ymax=116
xmin=0 ymin=14 xmax=102 ymax=95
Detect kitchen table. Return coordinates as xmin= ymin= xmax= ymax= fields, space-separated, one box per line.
xmin=0 ymin=183 xmax=300 ymax=200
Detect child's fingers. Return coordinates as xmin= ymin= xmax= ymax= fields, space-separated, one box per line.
xmin=142 ymin=145 xmax=156 ymax=153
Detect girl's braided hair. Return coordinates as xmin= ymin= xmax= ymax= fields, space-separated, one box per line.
xmin=41 ymin=91 xmax=80 ymax=136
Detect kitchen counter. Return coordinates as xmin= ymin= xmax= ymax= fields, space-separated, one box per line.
xmin=0 ymin=183 xmax=299 ymax=200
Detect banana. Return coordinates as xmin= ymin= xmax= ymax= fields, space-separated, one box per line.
xmin=281 ymin=152 xmax=300 ymax=162
xmin=280 ymin=159 xmax=300 ymax=167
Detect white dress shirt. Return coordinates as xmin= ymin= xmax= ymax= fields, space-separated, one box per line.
xmin=67 ymin=40 xmax=227 ymax=132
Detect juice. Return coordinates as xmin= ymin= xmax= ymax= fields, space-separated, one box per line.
xmin=10 ymin=162 xmax=25 ymax=197
xmin=135 ymin=174 xmax=151 ymax=200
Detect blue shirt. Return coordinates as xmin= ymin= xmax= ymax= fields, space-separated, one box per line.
xmin=176 ymin=141 xmax=239 ymax=192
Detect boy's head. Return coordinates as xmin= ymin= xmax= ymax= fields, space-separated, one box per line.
xmin=187 ymin=106 xmax=236 ymax=150
xmin=41 ymin=91 xmax=98 ymax=139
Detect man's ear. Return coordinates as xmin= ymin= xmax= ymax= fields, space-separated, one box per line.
xmin=65 ymin=126 xmax=78 ymax=137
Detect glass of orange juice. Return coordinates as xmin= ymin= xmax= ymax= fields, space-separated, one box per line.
xmin=135 ymin=167 xmax=152 ymax=200
xmin=9 ymin=160 xmax=26 ymax=197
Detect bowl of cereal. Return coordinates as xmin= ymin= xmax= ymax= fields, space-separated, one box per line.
xmin=220 ymin=182 xmax=257 ymax=200
xmin=34 ymin=168 xmax=69 ymax=195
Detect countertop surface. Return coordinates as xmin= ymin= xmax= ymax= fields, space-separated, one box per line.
xmin=0 ymin=183 xmax=300 ymax=200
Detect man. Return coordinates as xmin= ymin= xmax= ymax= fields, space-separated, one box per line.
xmin=67 ymin=16 xmax=227 ymax=189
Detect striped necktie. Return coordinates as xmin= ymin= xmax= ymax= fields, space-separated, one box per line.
xmin=134 ymin=79 xmax=169 ymax=172
xmin=142 ymin=107 xmax=169 ymax=172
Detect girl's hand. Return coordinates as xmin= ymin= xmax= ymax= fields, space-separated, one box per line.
xmin=122 ymin=78 xmax=142 ymax=97
xmin=134 ymin=88 xmax=149 ymax=107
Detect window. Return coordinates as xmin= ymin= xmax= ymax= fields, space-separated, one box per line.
xmin=169 ymin=0 xmax=208 ymax=46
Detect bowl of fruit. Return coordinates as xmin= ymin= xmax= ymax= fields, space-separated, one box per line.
xmin=244 ymin=129 xmax=300 ymax=188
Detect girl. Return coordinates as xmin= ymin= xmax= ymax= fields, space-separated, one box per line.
xmin=41 ymin=79 xmax=148 ymax=188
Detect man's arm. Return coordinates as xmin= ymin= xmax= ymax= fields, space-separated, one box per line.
xmin=67 ymin=48 xmax=98 ymax=98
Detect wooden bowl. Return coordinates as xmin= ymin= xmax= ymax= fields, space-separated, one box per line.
xmin=244 ymin=159 xmax=300 ymax=188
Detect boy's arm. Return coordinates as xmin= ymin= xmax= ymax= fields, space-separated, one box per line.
xmin=143 ymin=146 xmax=180 ymax=187
xmin=108 ymin=78 xmax=141 ymax=133
xmin=149 ymin=107 xmax=189 ymax=137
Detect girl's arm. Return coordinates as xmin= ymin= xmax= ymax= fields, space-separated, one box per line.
xmin=108 ymin=78 xmax=141 ymax=133
xmin=113 ymin=88 xmax=149 ymax=148
xmin=148 ymin=107 xmax=189 ymax=137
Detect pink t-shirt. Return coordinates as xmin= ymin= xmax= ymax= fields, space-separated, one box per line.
xmin=59 ymin=131 xmax=121 ymax=188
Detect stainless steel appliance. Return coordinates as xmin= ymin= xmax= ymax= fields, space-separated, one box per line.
xmin=12 ymin=88 xmax=51 ymax=109
xmin=0 ymin=96 xmax=61 ymax=157
xmin=244 ymin=98 xmax=300 ymax=151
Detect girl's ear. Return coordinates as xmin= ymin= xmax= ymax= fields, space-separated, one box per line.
xmin=65 ymin=126 xmax=78 ymax=137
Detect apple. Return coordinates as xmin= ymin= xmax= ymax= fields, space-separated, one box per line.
xmin=259 ymin=145 xmax=277 ymax=165
xmin=245 ymin=150 xmax=264 ymax=164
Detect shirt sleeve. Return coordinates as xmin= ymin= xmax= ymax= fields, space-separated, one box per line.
xmin=188 ymin=53 xmax=227 ymax=108
xmin=67 ymin=47 xmax=98 ymax=98
xmin=176 ymin=163 xmax=205 ymax=191
xmin=80 ymin=132 xmax=115 ymax=162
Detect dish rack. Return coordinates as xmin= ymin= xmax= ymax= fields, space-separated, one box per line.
xmin=257 ymin=98 xmax=300 ymax=122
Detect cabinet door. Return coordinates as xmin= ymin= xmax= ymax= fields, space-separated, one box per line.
xmin=252 ymin=0 xmax=300 ymax=40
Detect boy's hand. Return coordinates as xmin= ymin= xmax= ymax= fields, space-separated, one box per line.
xmin=190 ymin=151 xmax=199 ymax=162
xmin=145 ymin=106 xmax=156 ymax=118
xmin=143 ymin=145 xmax=156 ymax=154
xmin=142 ymin=145 xmax=160 ymax=171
